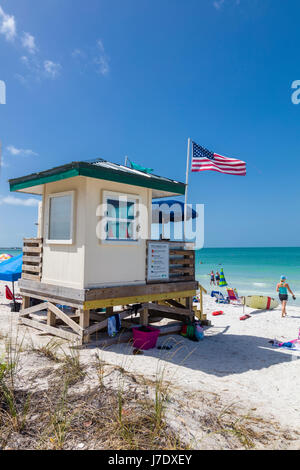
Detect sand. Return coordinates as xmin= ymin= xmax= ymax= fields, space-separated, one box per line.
xmin=0 ymin=280 xmax=300 ymax=449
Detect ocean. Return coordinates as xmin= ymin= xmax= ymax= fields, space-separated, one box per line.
xmin=196 ymin=247 xmax=300 ymax=305
xmin=1 ymin=247 xmax=300 ymax=305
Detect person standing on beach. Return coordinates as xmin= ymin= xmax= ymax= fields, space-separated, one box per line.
xmin=215 ymin=271 xmax=220 ymax=286
xmin=209 ymin=271 xmax=215 ymax=286
xmin=276 ymin=275 xmax=296 ymax=317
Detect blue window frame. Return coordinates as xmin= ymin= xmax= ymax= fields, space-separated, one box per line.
xmin=105 ymin=196 xmax=137 ymax=241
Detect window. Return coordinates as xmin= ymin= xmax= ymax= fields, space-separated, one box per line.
xmin=103 ymin=192 xmax=139 ymax=243
xmin=46 ymin=191 xmax=74 ymax=244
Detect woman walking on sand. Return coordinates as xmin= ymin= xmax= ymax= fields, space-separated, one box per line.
xmin=209 ymin=270 xmax=215 ymax=286
xmin=276 ymin=275 xmax=296 ymax=317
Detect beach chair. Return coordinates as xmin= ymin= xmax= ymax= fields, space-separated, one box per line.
xmin=211 ymin=290 xmax=229 ymax=304
xmin=226 ymin=288 xmax=243 ymax=305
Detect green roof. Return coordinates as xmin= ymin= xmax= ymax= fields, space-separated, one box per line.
xmin=9 ymin=159 xmax=186 ymax=196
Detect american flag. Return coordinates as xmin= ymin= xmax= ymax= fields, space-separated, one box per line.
xmin=191 ymin=141 xmax=246 ymax=176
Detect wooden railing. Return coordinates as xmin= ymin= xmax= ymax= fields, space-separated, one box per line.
xmin=169 ymin=247 xmax=195 ymax=282
xmin=22 ymin=238 xmax=43 ymax=281
xmin=146 ymin=240 xmax=195 ymax=284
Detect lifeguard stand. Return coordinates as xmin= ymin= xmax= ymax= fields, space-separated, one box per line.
xmin=9 ymin=159 xmax=200 ymax=344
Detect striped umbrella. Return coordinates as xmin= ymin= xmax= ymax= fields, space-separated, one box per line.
xmin=0 ymin=253 xmax=13 ymax=263
xmin=218 ymin=268 xmax=228 ymax=287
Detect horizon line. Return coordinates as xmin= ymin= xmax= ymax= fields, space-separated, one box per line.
xmin=1 ymin=245 xmax=300 ymax=250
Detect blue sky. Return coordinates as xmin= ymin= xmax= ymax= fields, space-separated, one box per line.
xmin=0 ymin=0 xmax=300 ymax=248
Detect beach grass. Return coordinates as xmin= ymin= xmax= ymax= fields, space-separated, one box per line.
xmin=1 ymin=284 xmax=300 ymax=450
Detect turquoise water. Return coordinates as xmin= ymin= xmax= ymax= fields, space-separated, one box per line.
xmin=196 ymin=247 xmax=300 ymax=305
xmin=2 ymin=247 xmax=300 ymax=305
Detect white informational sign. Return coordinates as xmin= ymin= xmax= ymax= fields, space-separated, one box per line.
xmin=147 ymin=242 xmax=169 ymax=281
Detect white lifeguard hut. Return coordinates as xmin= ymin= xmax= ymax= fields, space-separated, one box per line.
xmin=9 ymin=159 xmax=202 ymax=344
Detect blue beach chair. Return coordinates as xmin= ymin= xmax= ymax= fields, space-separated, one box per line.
xmin=211 ymin=290 xmax=229 ymax=304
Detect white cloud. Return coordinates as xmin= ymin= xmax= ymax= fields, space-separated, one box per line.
xmin=21 ymin=32 xmax=37 ymax=54
xmin=94 ymin=39 xmax=110 ymax=76
xmin=71 ymin=40 xmax=110 ymax=77
xmin=0 ymin=195 xmax=40 ymax=207
xmin=213 ymin=0 xmax=225 ymax=9
xmin=0 ymin=5 xmax=16 ymax=41
xmin=43 ymin=60 xmax=61 ymax=78
xmin=213 ymin=0 xmax=241 ymax=9
xmin=71 ymin=48 xmax=85 ymax=59
xmin=14 ymin=73 xmax=28 ymax=85
xmin=20 ymin=55 xmax=41 ymax=77
xmin=0 ymin=6 xmax=60 ymax=82
xmin=18 ymin=56 xmax=62 ymax=82
xmin=6 ymin=145 xmax=38 ymax=157
xmin=20 ymin=55 xmax=30 ymax=66
xmin=94 ymin=55 xmax=109 ymax=76
xmin=97 ymin=39 xmax=105 ymax=53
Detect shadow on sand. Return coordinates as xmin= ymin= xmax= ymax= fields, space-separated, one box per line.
xmin=84 ymin=326 xmax=299 ymax=378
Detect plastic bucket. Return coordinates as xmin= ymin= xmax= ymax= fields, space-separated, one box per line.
xmin=132 ymin=326 xmax=160 ymax=350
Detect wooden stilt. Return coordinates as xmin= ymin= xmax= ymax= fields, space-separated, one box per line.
xmin=185 ymin=296 xmax=193 ymax=310
xmin=79 ymin=309 xmax=90 ymax=343
xmin=200 ymin=286 xmax=203 ymax=319
xmin=47 ymin=308 xmax=56 ymax=327
xmin=22 ymin=295 xmax=30 ymax=310
xmin=140 ymin=306 xmax=149 ymax=326
xmin=106 ymin=306 xmax=113 ymax=316
xmin=185 ymin=296 xmax=194 ymax=320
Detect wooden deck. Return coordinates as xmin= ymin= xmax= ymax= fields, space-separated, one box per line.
xmin=18 ymin=238 xmax=203 ymax=345
xmin=18 ymin=279 xmax=199 ymax=345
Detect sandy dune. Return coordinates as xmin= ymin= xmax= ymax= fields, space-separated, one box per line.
xmin=0 ymin=280 xmax=300 ymax=448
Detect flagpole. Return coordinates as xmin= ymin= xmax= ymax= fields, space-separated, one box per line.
xmin=184 ymin=137 xmax=191 ymax=240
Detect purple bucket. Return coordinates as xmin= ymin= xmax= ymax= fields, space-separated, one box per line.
xmin=132 ymin=326 xmax=160 ymax=350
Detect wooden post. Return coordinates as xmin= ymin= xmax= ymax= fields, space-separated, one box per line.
xmin=79 ymin=309 xmax=90 ymax=343
xmin=140 ymin=306 xmax=149 ymax=326
xmin=106 ymin=306 xmax=113 ymax=316
xmin=185 ymin=296 xmax=193 ymax=310
xmin=185 ymin=296 xmax=194 ymax=321
xmin=47 ymin=307 xmax=56 ymax=327
xmin=200 ymin=286 xmax=203 ymax=319
xmin=22 ymin=296 xmax=30 ymax=310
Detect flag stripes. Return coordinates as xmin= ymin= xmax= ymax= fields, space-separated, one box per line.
xmin=191 ymin=142 xmax=246 ymax=176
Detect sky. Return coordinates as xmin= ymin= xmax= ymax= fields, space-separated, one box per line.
xmin=0 ymin=0 xmax=300 ymax=248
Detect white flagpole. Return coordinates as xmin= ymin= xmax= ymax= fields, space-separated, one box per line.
xmin=184 ymin=137 xmax=191 ymax=240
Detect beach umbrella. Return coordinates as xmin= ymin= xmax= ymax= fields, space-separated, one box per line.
xmin=152 ymin=200 xmax=198 ymax=223
xmin=152 ymin=200 xmax=198 ymax=240
xmin=218 ymin=268 xmax=228 ymax=287
xmin=0 ymin=253 xmax=13 ymax=262
xmin=0 ymin=254 xmax=22 ymax=282
xmin=0 ymin=254 xmax=22 ymax=311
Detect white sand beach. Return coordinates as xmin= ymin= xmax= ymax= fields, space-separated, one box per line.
xmin=0 ymin=280 xmax=300 ymax=449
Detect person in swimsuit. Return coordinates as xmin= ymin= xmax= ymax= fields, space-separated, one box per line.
xmin=209 ymin=270 xmax=215 ymax=286
xmin=215 ymin=271 xmax=220 ymax=286
xmin=276 ymin=275 xmax=296 ymax=317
